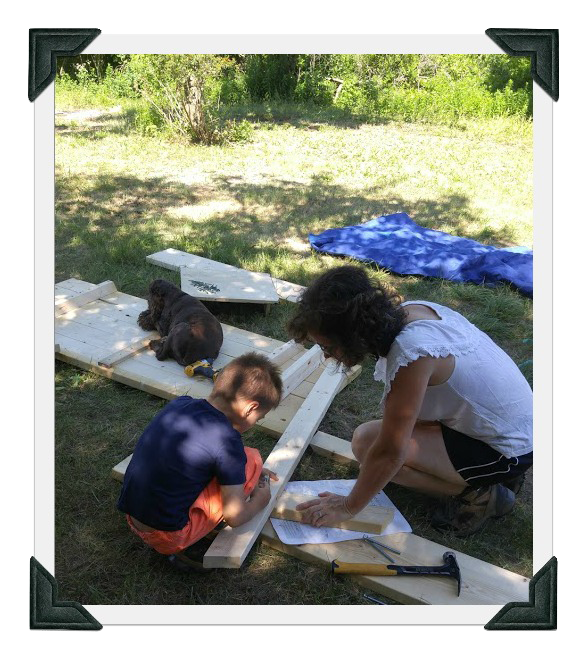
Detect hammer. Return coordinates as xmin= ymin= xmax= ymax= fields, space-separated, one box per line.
xmin=331 ymin=551 xmax=462 ymax=597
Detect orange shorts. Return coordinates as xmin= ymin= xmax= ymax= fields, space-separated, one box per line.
xmin=126 ymin=446 xmax=263 ymax=555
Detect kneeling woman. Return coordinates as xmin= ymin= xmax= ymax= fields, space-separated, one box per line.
xmin=288 ymin=265 xmax=532 ymax=537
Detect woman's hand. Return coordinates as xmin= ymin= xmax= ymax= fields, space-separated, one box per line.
xmin=295 ymin=491 xmax=355 ymax=528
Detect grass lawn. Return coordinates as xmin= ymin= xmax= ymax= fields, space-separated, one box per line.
xmin=54 ymin=96 xmax=533 ymax=605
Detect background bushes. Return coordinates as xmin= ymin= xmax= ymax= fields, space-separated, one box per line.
xmin=56 ymin=53 xmax=532 ymax=140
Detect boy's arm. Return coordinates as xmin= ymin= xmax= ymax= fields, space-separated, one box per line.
xmin=220 ymin=472 xmax=275 ymax=527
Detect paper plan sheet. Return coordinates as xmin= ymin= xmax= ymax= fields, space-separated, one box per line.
xmin=270 ymin=479 xmax=412 ymax=545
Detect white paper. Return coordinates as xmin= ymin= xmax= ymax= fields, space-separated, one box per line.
xmin=270 ymin=479 xmax=412 ymax=545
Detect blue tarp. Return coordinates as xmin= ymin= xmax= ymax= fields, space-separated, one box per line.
xmin=308 ymin=213 xmax=533 ymax=297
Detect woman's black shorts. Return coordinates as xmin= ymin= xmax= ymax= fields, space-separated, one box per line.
xmin=441 ymin=424 xmax=533 ymax=488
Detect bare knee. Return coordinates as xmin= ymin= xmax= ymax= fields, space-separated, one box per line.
xmin=390 ymin=464 xmax=414 ymax=487
xmin=351 ymin=420 xmax=380 ymax=463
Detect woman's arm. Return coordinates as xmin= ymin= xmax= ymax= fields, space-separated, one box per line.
xmin=297 ymin=356 xmax=437 ymax=527
xmin=345 ymin=356 xmax=436 ymax=512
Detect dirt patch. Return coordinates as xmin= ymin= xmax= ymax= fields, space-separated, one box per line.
xmin=55 ymin=106 xmax=122 ymax=122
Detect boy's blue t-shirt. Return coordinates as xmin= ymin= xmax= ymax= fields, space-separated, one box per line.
xmin=117 ymin=397 xmax=246 ymax=531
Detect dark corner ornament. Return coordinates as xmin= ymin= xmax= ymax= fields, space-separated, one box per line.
xmin=485 ymin=28 xmax=559 ymax=101
xmin=30 ymin=557 xmax=102 ymax=630
xmin=29 ymin=28 xmax=101 ymax=102
xmin=485 ymin=556 xmax=557 ymax=630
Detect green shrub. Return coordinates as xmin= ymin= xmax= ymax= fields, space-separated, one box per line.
xmin=101 ymin=63 xmax=140 ymax=99
xmin=244 ymin=54 xmax=299 ymax=100
xmin=127 ymin=54 xmax=249 ymax=144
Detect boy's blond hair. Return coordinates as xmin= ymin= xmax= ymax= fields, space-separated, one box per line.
xmin=212 ymin=352 xmax=282 ymax=412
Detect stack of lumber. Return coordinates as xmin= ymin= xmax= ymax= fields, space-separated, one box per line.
xmin=54 ymin=279 xmax=357 ymax=437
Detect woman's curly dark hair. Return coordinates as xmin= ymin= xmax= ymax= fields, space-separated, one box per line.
xmin=287 ymin=265 xmax=407 ymax=366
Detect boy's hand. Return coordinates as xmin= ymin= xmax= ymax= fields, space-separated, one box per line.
xmin=250 ymin=472 xmax=273 ymax=507
xmin=260 ymin=468 xmax=279 ymax=484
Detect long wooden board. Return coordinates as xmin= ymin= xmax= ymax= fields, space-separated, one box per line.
xmin=260 ymin=523 xmax=529 ymax=605
xmin=202 ymin=366 xmax=349 ymax=568
xmin=271 ymin=491 xmax=394 ymax=534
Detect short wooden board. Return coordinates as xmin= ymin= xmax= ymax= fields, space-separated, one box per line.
xmin=98 ymin=332 xmax=159 ymax=368
xmin=310 ymin=432 xmax=358 ymax=465
xmin=180 ymin=264 xmax=279 ymax=304
xmin=271 ymin=491 xmax=394 ymax=534
xmin=55 ymin=280 xmax=117 ymax=316
xmin=147 ymin=249 xmax=306 ymax=303
xmin=279 ymin=344 xmax=322 ymax=400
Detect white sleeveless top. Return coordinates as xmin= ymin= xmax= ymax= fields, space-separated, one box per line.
xmin=373 ymin=300 xmax=533 ymax=458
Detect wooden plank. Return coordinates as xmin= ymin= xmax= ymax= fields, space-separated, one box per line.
xmin=56 ymin=319 xmax=118 ymax=351
xmin=146 ymin=249 xmax=306 ymax=303
xmin=147 ymin=248 xmax=279 ymax=303
xmin=58 ymin=309 xmax=152 ymax=346
xmin=97 ymin=290 xmax=148 ymax=316
xmin=256 ymin=364 xmax=360 ymax=438
xmin=55 ymin=281 xmax=117 ymax=316
xmin=98 ymin=332 xmax=159 ymax=368
xmin=254 ymin=391 xmax=306 ymax=437
xmin=112 ymin=455 xmax=131 ymax=482
xmin=219 ymin=323 xmax=283 ymax=352
xmin=202 ymin=366 xmax=348 ymax=568
xmin=147 ymin=248 xmax=225 ymax=272
xmin=80 ymin=301 xmax=144 ymax=329
xmin=310 ymin=432 xmax=358 ymax=466
xmin=260 ymin=523 xmax=530 ymax=605
xmin=181 ymin=265 xmax=279 ymax=304
xmin=55 ymin=278 xmax=100 ymax=296
xmin=270 ymin=277 xmax=306 ymax=303
xmin=279 ymin=345 xmax=322 ymax=400
xmin=271 ymin=491 xmax=394 ymax=534
xmin=266 ymin=339 xmax=302 ymax=367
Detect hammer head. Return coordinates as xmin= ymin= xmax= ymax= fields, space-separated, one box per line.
xmin=442 ymin=551 xmax=461 ymax=597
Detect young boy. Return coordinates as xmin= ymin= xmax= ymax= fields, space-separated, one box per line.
xmin=117 ymin=352 xmax=282 ymax=556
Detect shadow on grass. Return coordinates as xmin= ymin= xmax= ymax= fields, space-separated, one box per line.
xmin=222 ymin=101 xmax=391 ymax=130
xmin=56 ymin=168 xmax=521 ymax=293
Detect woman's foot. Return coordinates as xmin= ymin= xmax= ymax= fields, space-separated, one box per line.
xmin=502 ymin=473 xmax=526 ymax=495
xmin=431 ymin=483 xmax=516 ymax=537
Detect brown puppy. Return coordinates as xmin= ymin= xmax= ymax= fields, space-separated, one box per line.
xmin=138 ymin=279 xmax=223 ymax=367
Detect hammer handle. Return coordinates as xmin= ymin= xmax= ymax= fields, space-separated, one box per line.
xmin=331 ymin=561 xmax=398 ymax=576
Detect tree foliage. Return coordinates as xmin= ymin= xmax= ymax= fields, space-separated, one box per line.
xmin=56 ymin=53 xmax=533 ymax=137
